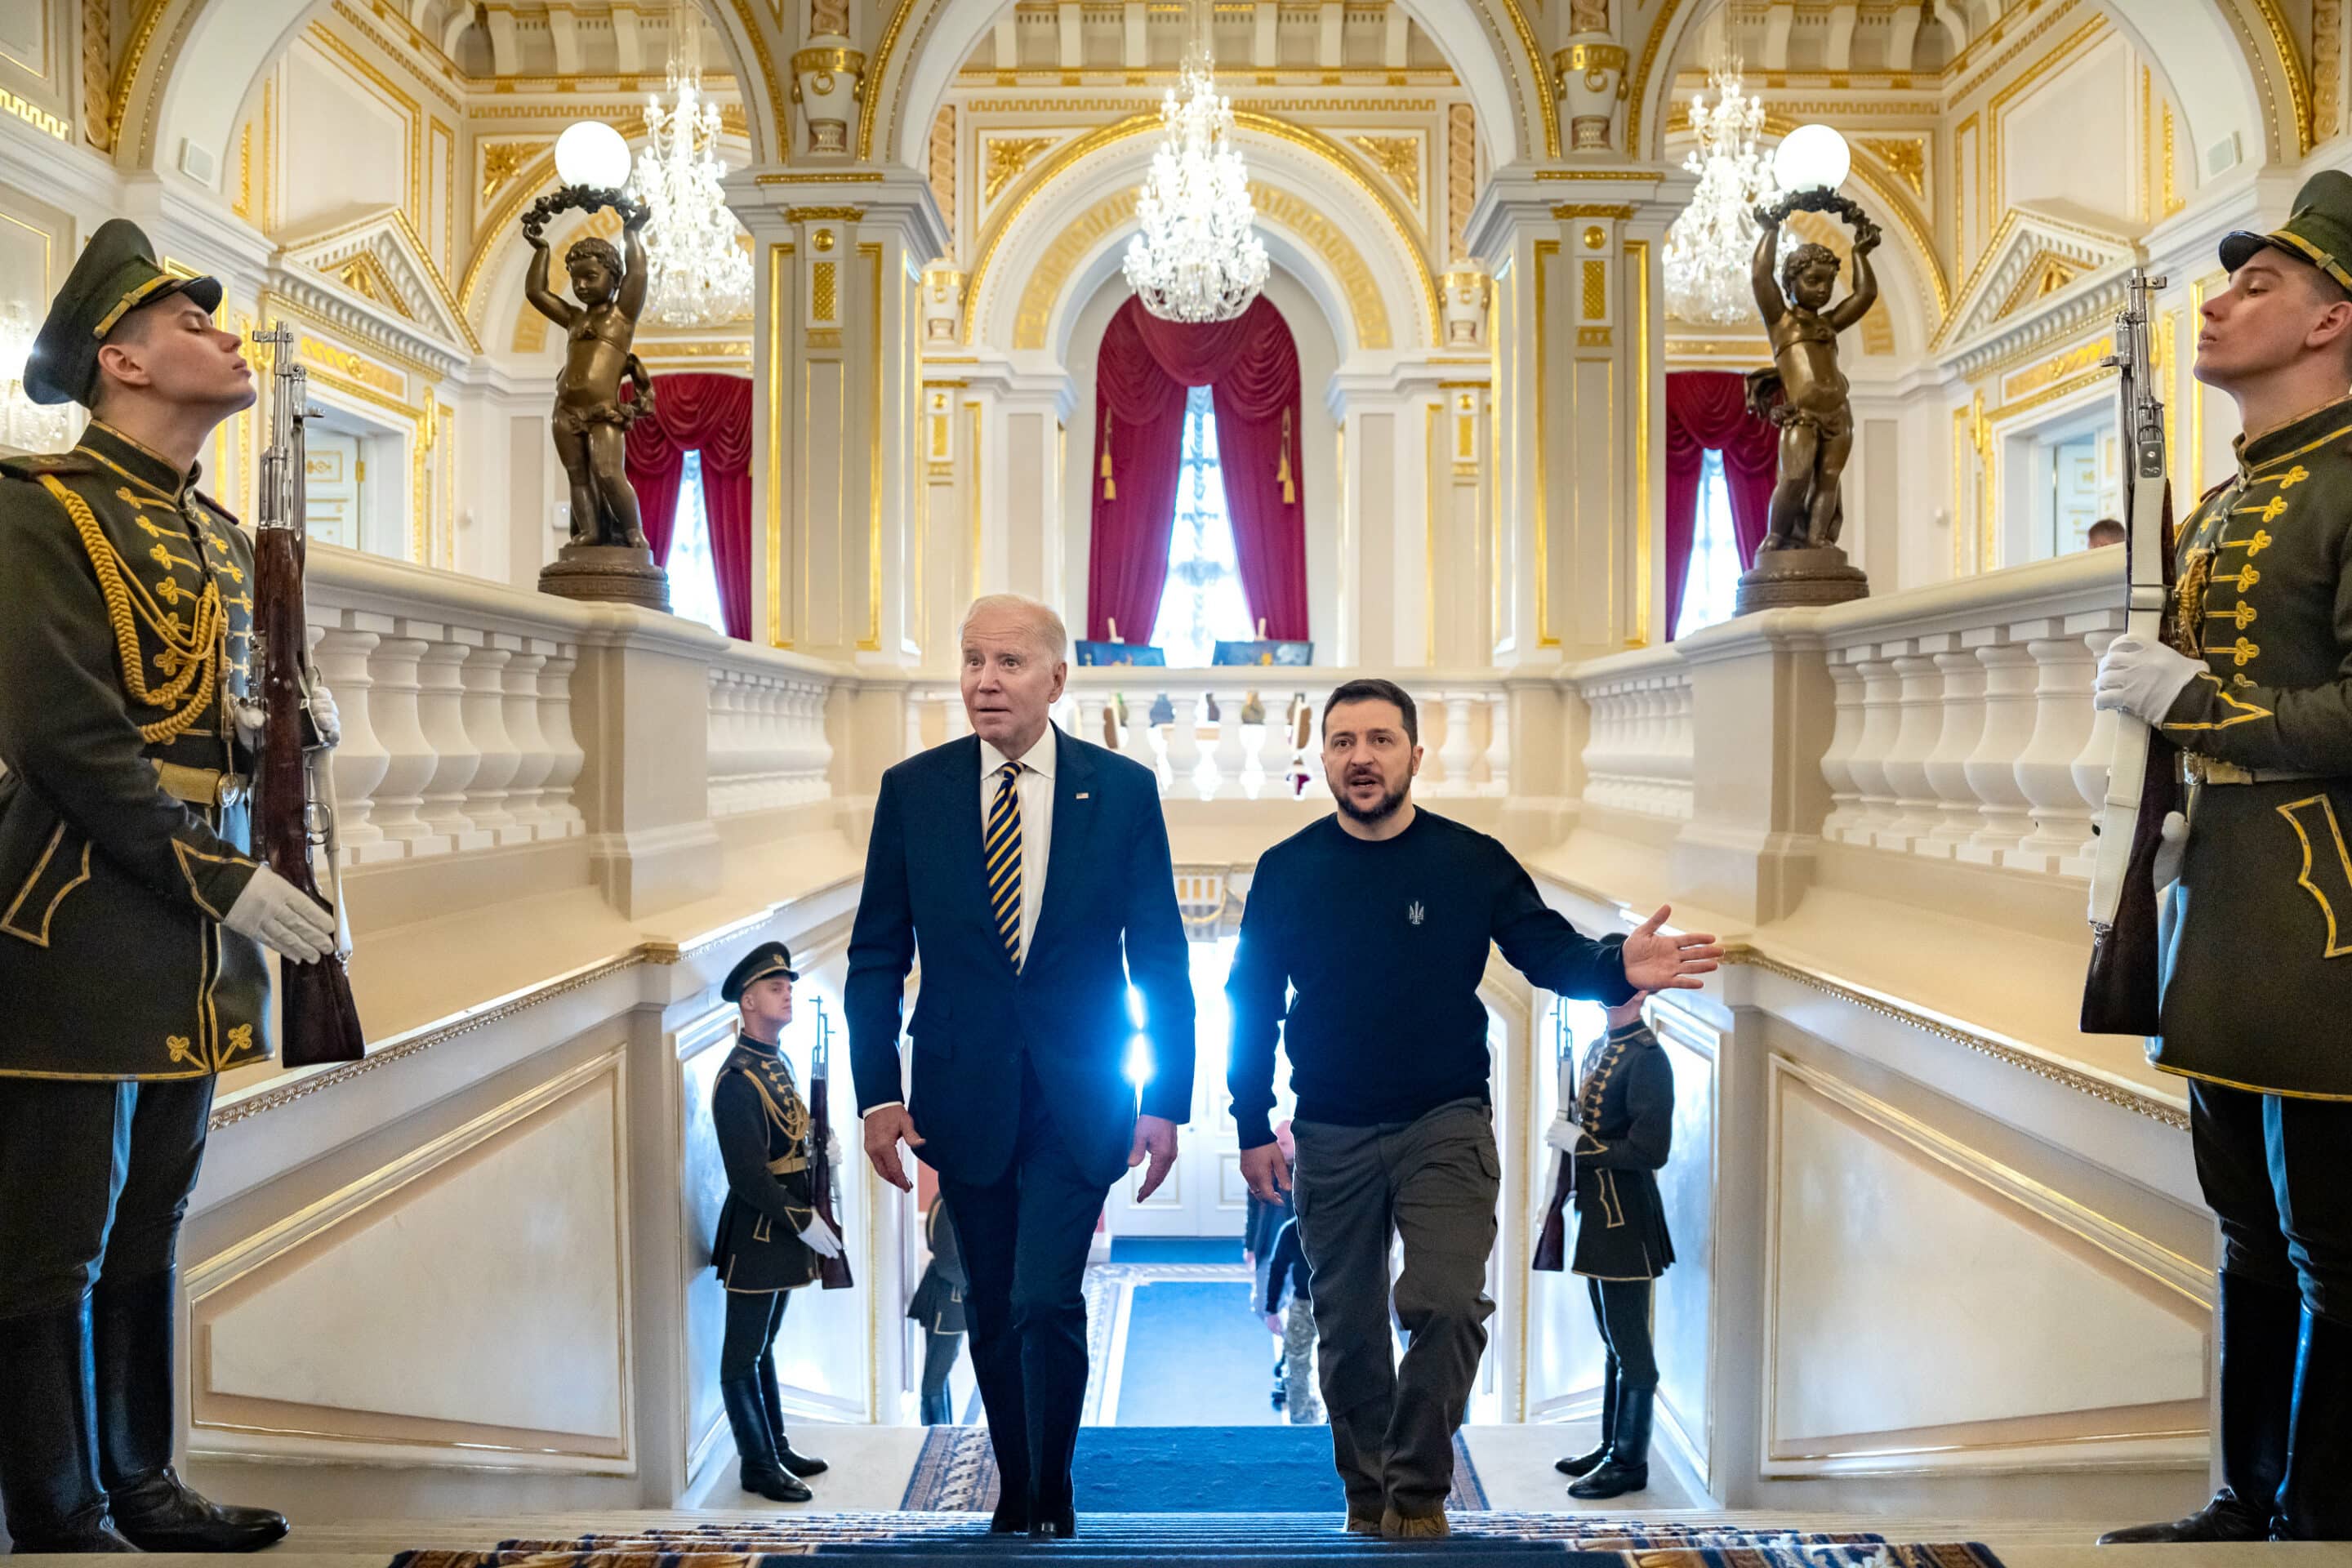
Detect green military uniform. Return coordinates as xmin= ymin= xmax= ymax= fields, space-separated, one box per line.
xmin=1561 ymin=1016 xmax=1673 ymax=1499
xmin=0 ymin=421 xmax=269 ymax=1080
xmin=0 ymin=220 xmax=287 ymax=1557
xmin=2158 ymin=392 xmax=2352 ymax=1097
xmin=710 ymin=941 xmax=831 ymax=1503
xmin=2100 ymin=171 xmax=2352 ymax=1546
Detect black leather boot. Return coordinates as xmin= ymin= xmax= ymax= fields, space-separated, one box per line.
xmin=0 ymin=1301 xmax=136 ymax=1553
xmin=2274 ymin=1309 xmax=2352 ymax=1542
xmin=756 ymin=1352 xmax=826 ymax=1478
xmin=2099 ymin=1271 xmax=2297 ymax=1544
xmin=1568 ymin=1383 xmax=1652 ymax=1500
xmin=1557 ymin=1361 xmax=1619 ymax=1478
xmin=722 ymin=1376 xmax=809 ymax=1503
xmin=95 ymin=1269 xmax=287 ymax=1553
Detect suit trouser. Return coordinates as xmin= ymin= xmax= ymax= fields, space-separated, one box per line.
xmin=0 ymin=1076 xmax=215 ymax=1545
xmin=1292 ymin=1098 xmax=1499 ymax=1518
xmin=1281 ymin=1302 xmax=1321 ymax=1424
xmin=2191 ymin=1079 xmax=2352 ymax=1325
xmin=937 ymin=1057 xmax=1107 ymax=1511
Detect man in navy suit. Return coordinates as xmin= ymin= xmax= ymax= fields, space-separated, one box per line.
xmin=849 ymin=595 xmax=1195 ymax=1540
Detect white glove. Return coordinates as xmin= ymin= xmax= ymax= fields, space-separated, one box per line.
xmin=2093 ymin=637 xmax=2206 ymax=724
xmin=1543 ymin=1116 xmax=1578 ymax=1154
xmin=798 ymin=1214 xmax=843 ymax=1258
xmin=2154 ymin=810 xmax=2189 ymax=894
xmin=229 ymin=684 xmax=339 ymax=749
xmin=230 ymin=694 xmax=266 ymax=751
xmin=222 ymin=864 xmax=336 ymax=964
xmin=307 ymin=683 xmax=341 ymax=748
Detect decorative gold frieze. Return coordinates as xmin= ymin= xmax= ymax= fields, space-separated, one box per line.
xmin=1348 ymin=135 xmax=1420 ymax=208
xmin=984 ymin=135 xmax=1056 ymax=204
xmin=480 ymin=140 xmax=547 ymax=205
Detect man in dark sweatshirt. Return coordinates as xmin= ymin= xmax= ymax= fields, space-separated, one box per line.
xmin=1228 ymin=679 xmax=1720 ymax=1539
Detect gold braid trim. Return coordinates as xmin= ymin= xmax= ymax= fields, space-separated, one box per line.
xmin=38 ymin=475 xmax=223 ymax=743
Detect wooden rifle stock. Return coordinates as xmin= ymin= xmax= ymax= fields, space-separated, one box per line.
xmin=808 ymin=1000 xmax=853 ymax=1290
xmin=251 ymin=327 xmax=366 ymax=1067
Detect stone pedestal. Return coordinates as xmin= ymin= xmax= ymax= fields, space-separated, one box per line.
xmin=539 ymin=542 xmax=671 ymax=614
xmin=1735 ymin=544 xmax=1869 ymax=614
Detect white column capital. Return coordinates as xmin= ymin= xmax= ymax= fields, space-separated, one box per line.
xmin=724 ymin=165 xmax=951 ymax=260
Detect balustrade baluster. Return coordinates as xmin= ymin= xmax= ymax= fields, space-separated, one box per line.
xmin=1873 ymin=645 xmax=1946 ymax=853
xmin=310 ymin=618 xmax=393 ymax=864
xmin=1918 ymin=635 xmax=1988 ymax=860
xmin=501 ymin=643 xmax=556 ymax=839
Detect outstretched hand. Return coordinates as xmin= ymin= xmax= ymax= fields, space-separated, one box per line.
xmin=1620 ymin=905 xmax=1723 ymax=992
xmin=1129 ymin=1114 xmax=1179 ymax=1201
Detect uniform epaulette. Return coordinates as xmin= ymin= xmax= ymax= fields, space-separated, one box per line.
xmin=0 ymin=452 xmax=98 ymax=483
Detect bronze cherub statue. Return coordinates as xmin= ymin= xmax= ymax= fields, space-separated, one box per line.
xmin=525 ymin=207 xmax=657 ymax=550
xmin=1745 ymin=207 xmax=1880 ymax=552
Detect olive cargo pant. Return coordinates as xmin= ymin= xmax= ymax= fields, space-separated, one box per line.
xmin=1291 ymin=1098 xmax=1499 ymax=1519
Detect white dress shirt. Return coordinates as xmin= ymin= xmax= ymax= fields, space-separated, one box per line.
xmin=980 ymin=724 xmax=1055 ymax=964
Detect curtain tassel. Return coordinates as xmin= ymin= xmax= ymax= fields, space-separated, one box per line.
xmin=1100 ymin=416 xmax=1116 ymax=501
xmin=1277 ymin=407 xmax=1295 ymax=505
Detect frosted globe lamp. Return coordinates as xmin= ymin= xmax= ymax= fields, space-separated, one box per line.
xmin=555 ymin=121 xmax=631 ymax=189
xmin=1772 ymin=123 xmax=1850 ymax=195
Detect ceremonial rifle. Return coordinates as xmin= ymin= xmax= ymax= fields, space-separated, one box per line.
xmin=2082 ymin=269 xmax=2181 ymax=1036
xmin=808 ymin=998 xmax=854 ymax=1290
xmin=250 ymin=325 xmax=368 ymax=1067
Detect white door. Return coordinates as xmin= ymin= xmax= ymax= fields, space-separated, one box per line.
xmin=305 ymin=430 xmax=362 ymax=550
xmin=1106 ymin=937 xmax=1252 ymax=1236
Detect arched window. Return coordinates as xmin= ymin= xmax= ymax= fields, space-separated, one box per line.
xmin=1150 ymin=387 xmax=1256 ymax=666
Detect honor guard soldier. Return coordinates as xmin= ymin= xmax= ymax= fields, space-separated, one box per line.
xmin=1543 ymin=994 xmax=1674 ymax=1502
xmin=0 ymin=221 xmax=341 ymax=1553
xmin=2095 ymin=170 xmax=2352 ymax=1544
xmin=710 ymin=941 xmax=843 ymax=1503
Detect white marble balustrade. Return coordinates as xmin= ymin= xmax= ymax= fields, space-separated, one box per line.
xmin=707 ymin=653 xmax=835 ymax=817
xmin=1574 ymin=650 xmax=1697 ymax=822
xmin=305 ymin=545 xmax=595 ymax=866
xmin=904 ymin=670 xmax=1511 ymax=801
xmin=1815 ymin=550 xmax=2122 ymax=880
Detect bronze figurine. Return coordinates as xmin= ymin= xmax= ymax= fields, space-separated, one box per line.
xmin=525 ymin=201 xmax=655 ymax=550
xmin=1745 ymin=202 xmax=1879 ymax=551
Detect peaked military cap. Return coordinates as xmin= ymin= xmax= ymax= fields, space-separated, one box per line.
xmin=722 ymin=941 xmax=799 ymax=1003
xmin=2220 ymin=169 xmax=2352 ymax=294
xmin=24 ymin=219 xmax=224 ymax=408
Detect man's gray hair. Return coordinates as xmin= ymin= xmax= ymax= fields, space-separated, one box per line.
xmin=959 ymin=594 xmax=1068 ymax=662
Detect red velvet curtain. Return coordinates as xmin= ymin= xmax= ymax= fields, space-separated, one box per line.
xmin=626 ymin=372 xmax=755 ymax=640
xmin=1088 ymin=295 xmax=1309 ymax=644
xmin=1664 ymin=371 xmax=1780 ymax=639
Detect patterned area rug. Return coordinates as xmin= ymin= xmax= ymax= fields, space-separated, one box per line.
xmin=386 ymin=1517 xmax=2006 ymax=1568
xmin=898 ymin=1424 xmax=1487 ymax=1512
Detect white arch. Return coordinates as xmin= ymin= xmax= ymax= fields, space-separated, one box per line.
xmin=968 ymin=127 xmax=1435 ymax=363
xmin=139 ymin=0 xmax=780 ymax=195
xmin=884 ymin=0 xmax=1533 ymax=173
xmin=1632 ymin=0 xmax=2271 ymax=176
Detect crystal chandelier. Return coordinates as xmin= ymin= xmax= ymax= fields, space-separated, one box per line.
xmin=1664 ymin=65 xmax=1771 ymax=327
xmin=0 ymin=301 xmax=80 ymax=453
xmin=1122 ymin=4 xmax=1268 ymax=323
xmin=634 ymin=4 xmax=752 ymax=327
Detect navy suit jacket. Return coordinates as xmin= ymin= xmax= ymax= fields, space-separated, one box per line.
xmin=846 ymin=726 xmax=1196 ymax=1187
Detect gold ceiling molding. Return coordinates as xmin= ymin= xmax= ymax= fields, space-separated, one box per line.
xmin=865 ymin=0 xmax=1553 ymax=164
xmin=962 ymin=110 xmax=1439 ymax=348
xmin=984 ymin=134 xmax=1058 ymax=205
xmin=1855 ymin=136 xmax=1925 ymax=199
xmin=1000 ymin=181 xmax=1395 ymax=354
xmin=1348 ymin=134 xmax=1422 ymax=209
xmin=480 ymin=139 xmax=548 ymax=206
xmin=963 ymin=97 xmax=1441 ymax=114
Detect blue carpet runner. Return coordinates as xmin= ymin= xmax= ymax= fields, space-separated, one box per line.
xmin=899 ymin=1425 xmax=1485 ymax=1512
xmin=1113 ymin=1281 xmax=1289 ymax=1425
xmin=390 ymin=1515 xmax=2005 ymax=1568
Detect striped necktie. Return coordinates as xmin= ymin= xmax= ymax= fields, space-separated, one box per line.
xmin=987 ymin=761 xmax=1024 ymax=968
